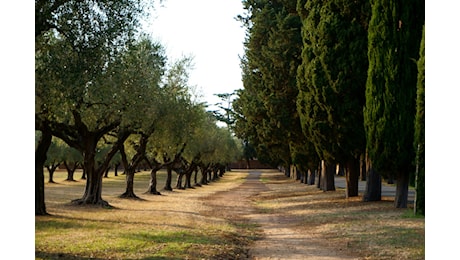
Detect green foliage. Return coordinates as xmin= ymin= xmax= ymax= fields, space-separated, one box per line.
xmin=35 ymin=0 xmax=169 ymax=205
xmin=35 ymin=0 xmax=149 ymax=40
xmin=147 ymin=56 xmax=204 ymax=163
xmin=36 ymin=0 xmax=154 ymax=130
xmin=44 ymin=137 xmax=65 ymax=167
xmin=212 ymin=92 xmax=237 ymax=128
xmin=35 ymin=131 xmax=42 ymax=150
xmin=134 ymin=55 xmax=242 ymax=168
xmin=35 ymin=0 xmax=242 ymax=209
xmin=113 ymin=36 xmax=167 ymax=130
xmin=363 ymin=0 xmax=424 ymax=177
xmin=36 ymin=134 xmax=81 ymax=169
xmin=35 ymin=0 xmax=160 ymax=138
xmin=296 ymin=0 xmax=370 ymax=164
xmin=414 ymin=24 xmax=425 ymax=215
xmin=36 ymin=31 xmax=167 ymax=162
xmin=184 ymin=112 xmax=238 ymax=165
xmin=236 ymin=0 xmax=304 ymax=168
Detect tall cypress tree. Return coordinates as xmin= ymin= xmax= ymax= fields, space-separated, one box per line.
xmin=364 ymin=0 xmax=424 ymax=208
xmin=236 ymin=0 xmax=305 ymax=171
xmin=296 ymin=0 xmax=370 ymax=194
xmin=414 ymin=24 xmax=425 ymax=215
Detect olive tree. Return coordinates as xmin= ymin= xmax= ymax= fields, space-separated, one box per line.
xmin=35 ymin=0 xmax=157 ymax=212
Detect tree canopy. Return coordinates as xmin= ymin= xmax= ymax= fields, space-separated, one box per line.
xmin=35 ymin=0 xmax=243 ymax=211
xmin=234 ymin=0 xmax=424 ymax=209
xmin=296 ymin=0 xmax=369 ymax=164
xmin=414 ymin=24 xmax=425 ymax=215
xmin=36 ymin=0 xmax=425 ymax=214
xmin=364 ymin=0 xmax=424 ymax=208
xmin=235 ymin=0 xmax=304 ymax=170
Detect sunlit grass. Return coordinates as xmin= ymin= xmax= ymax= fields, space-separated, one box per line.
xmin=256 ymin=172 xmax=425 ymax=260
xmin=37 ymin=169 xmax=424 ymax=259
xmin=37 ymin=169 xmax=253 ymax=259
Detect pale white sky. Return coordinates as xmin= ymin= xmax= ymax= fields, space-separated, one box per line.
xmin=146 ymin=0 xmax=246 ymax=110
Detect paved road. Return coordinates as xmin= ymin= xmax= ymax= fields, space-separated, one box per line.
xmin=334 ymin=175 xmax=416 ymax=203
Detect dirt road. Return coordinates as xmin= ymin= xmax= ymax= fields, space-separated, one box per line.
xmin=204 ymin=170 xmax=359 ymax=260
xmin=38 ymin=168 xmax=423 ymax=259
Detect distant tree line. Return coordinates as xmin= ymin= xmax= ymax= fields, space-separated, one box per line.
xmin=35 ymin=0 xmax=242 ymax=215
xmin=233 ymin=0 xmax=424 ymax=214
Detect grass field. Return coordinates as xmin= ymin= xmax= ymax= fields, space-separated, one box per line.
xmin=36 ymin=169 xmax=254 ymax=259
xmin=36 ymin=169 xmax=425 ymax=259
xmin=256 ymin=172 xmax=425 ymax=259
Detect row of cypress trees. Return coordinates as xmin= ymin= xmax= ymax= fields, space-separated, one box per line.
xmin=234 ymin=0 xmax=424 ymax=214
xmin=364 ymin=0 xmax=424 ymax=211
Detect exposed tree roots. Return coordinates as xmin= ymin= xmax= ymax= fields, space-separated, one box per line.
xmin=119 ymin=192 xmax=144 ymax=200
xmin=70 ymin=198 xmax=113 ymax=208
xmin=145 ymin=190 xmax=161 ymax=195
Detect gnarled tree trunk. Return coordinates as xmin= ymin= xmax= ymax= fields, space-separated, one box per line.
xmin=64 ymin=161 xmax=78 ymax=181
xmin=200 ymin=164 xmax=209 ymax=185
xmin=208 ymin=167 xmax=213 ymax=182
xmin=185 ymin=166 xmax=195 ymax=189
xmin=73 ymin=160 xmax=107 ymax=207
xmin=164 ymin=167 xmax=173 ymax=191
xmin=80 ymin=170 xmax=86 ymax=180
xmin=146 ymin=168 xmax=161 ymax=195
xmin=120 ymin=167 xmax=139 ymax=199
xmin=212 ymin=166 xmax=219 ymax=181
xmin=218 ymin=164 xmax=225 ymax=177
xmin=114 ymin=163 xmax=120 ymax=176
xmin=194 ymin=168 xmax=200 ymax=187
xmin=35 ymin=126 xmax=52 ymax=216
xmin=104 ymin=166 xmax=110 ymax=178
xmin=72 ymin=131 xmax=126 ymax=207
xmin=176 ymin=171 xmax=185 ymax=189
xmin=119 ymin=134 xmax=149 ymax=199
xmin=46 ymin=163 xmax=60 ymax=183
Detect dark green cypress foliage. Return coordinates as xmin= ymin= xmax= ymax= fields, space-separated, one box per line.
xmin=414 ymin=25 xmax=425 ymax=215
xmin=296 ymin=0 xmax=370 ymax=193
xmin=236 ymin=0 xmax=282 ymax=166
xmin=236 ymin=0 xmax=305 ymax=169
xmin=364 ymin=0 xmax=424 ymax=208
xmin=296 ymin=0 xmax=328 ymax=160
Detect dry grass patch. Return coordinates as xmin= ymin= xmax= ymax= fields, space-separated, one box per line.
xmin=36 ymin=169 xmax=253 ymax=259
xmin=37 ymin=169 xmax=425 ymax=259
xmin=254 ymin=171 xmax=424 ymax=260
